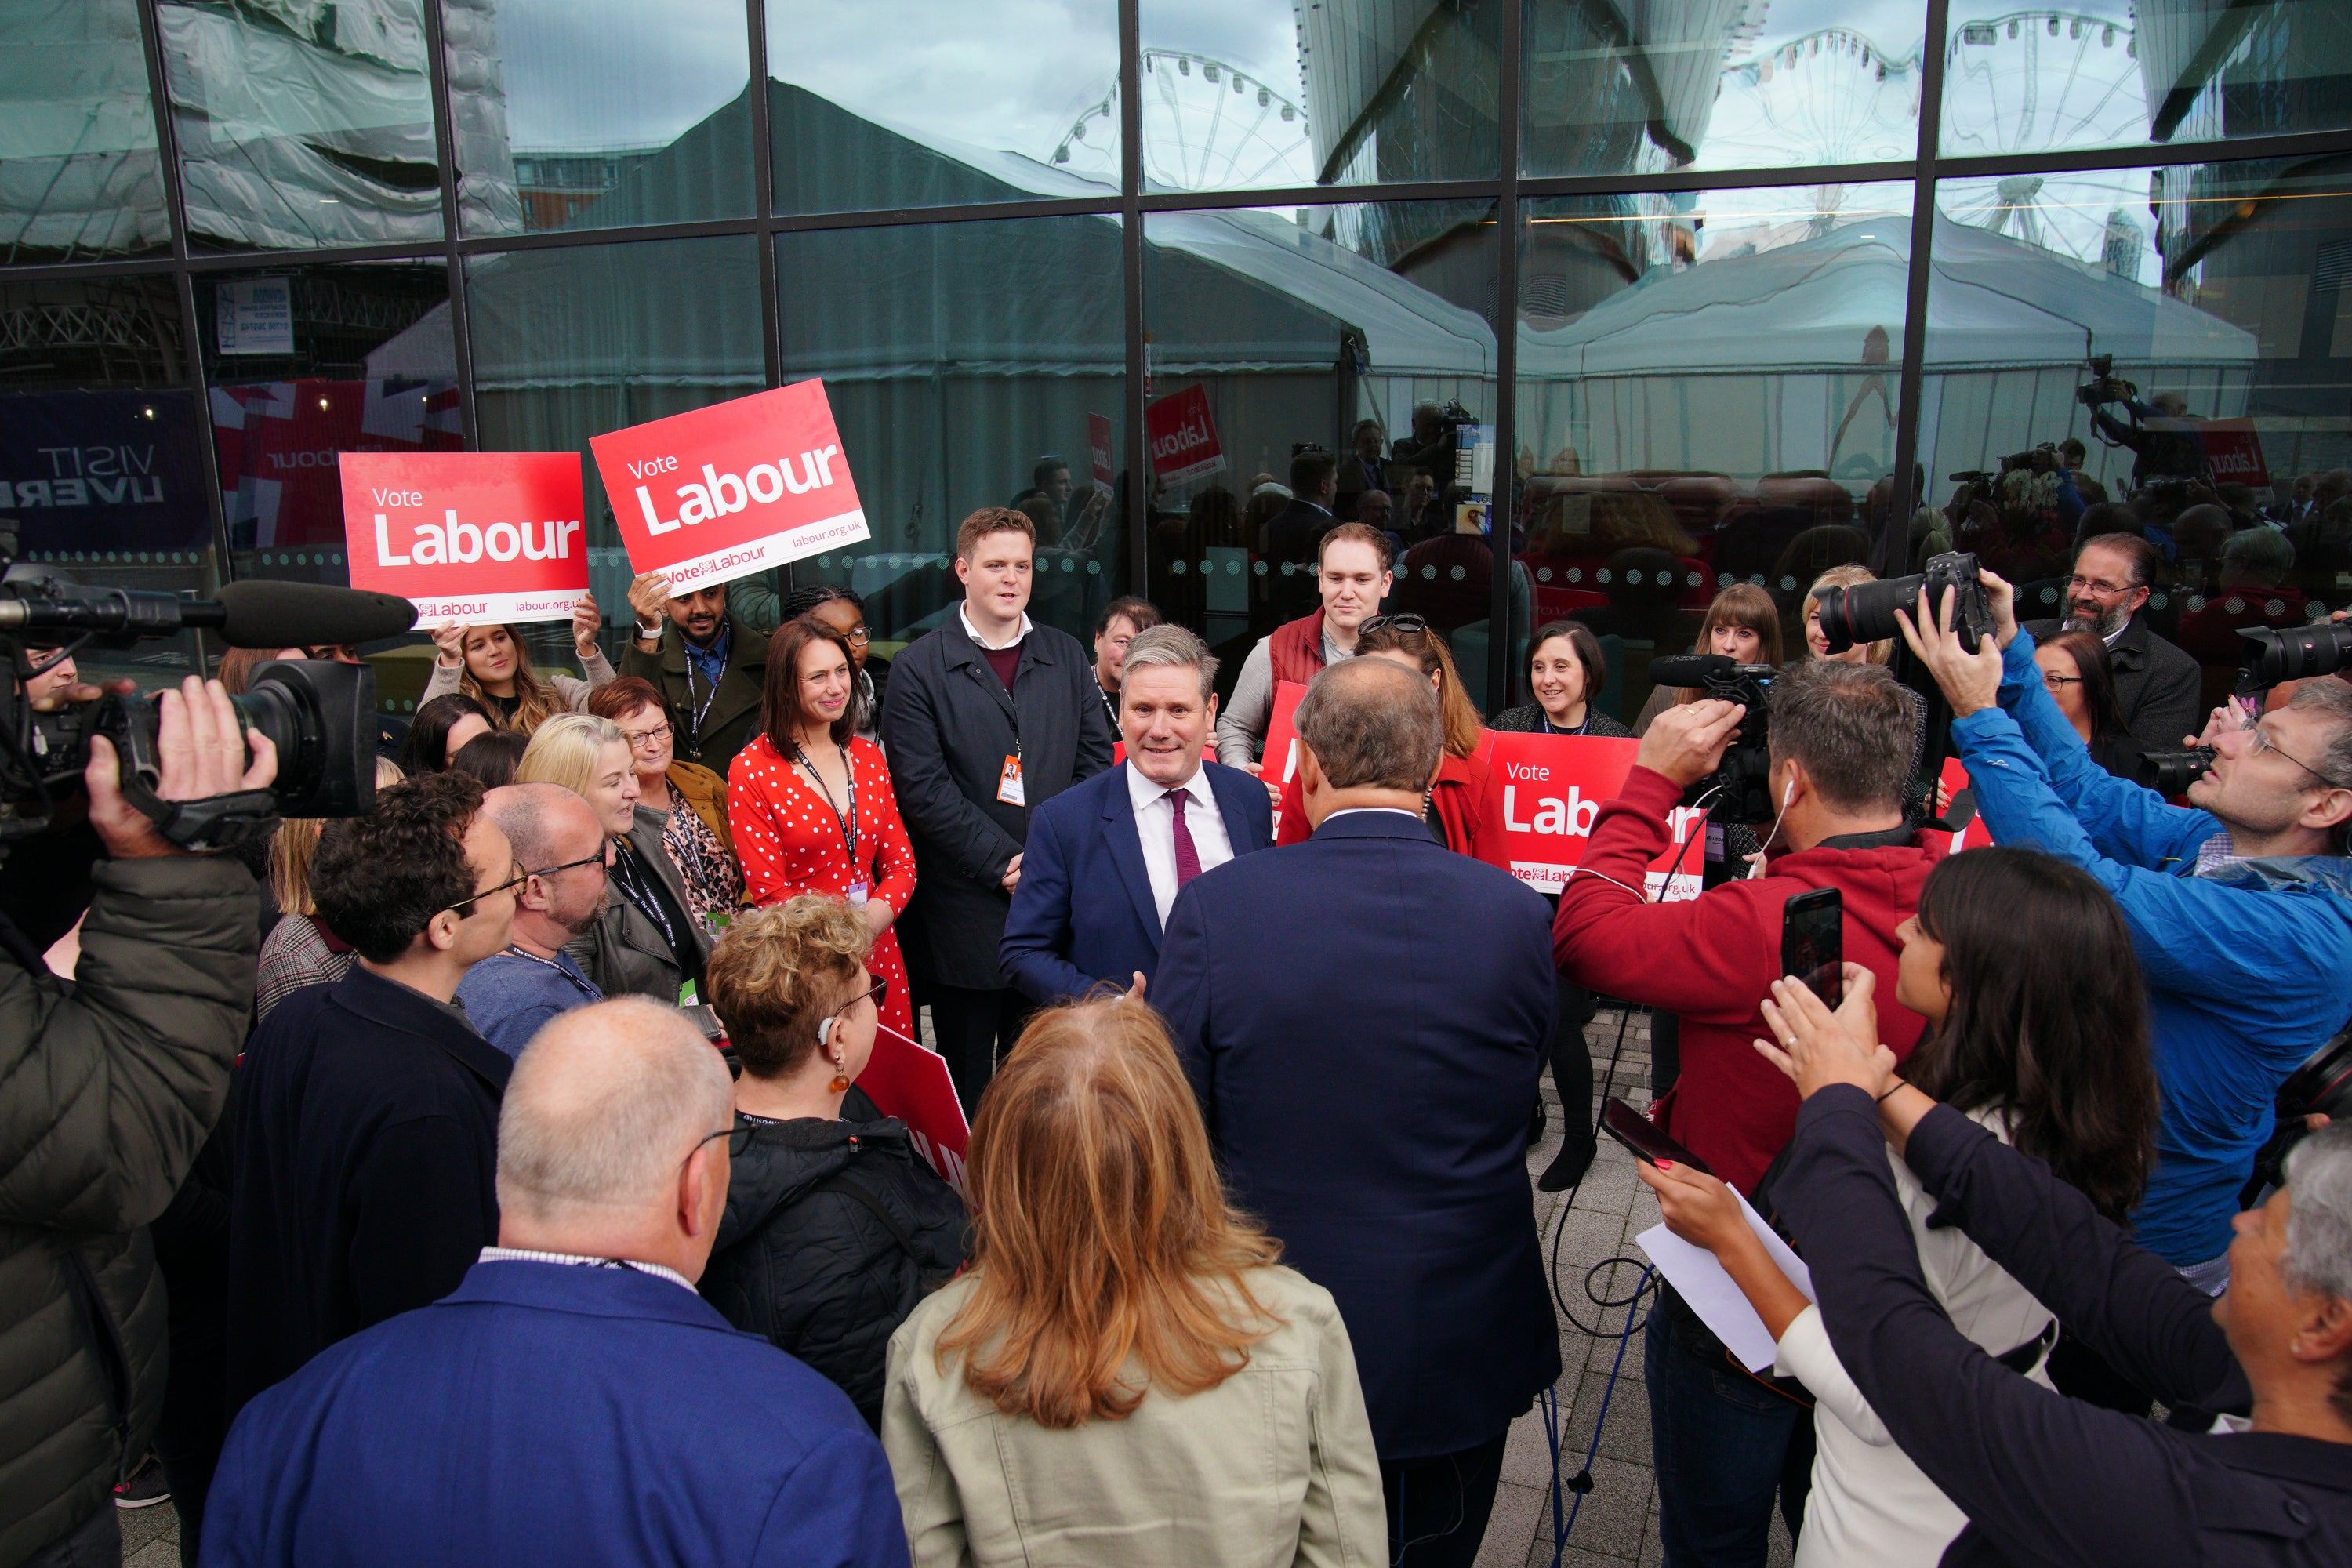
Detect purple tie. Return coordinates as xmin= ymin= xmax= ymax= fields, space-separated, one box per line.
xmin=1165 ymin=789 xmax=1203 ymax=887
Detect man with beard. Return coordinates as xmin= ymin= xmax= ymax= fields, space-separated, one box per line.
xmin=2023 ymin=532 xmax=2201 ymax=754
xmin=456 ymin=785 xmax=612 ymax=1058
xmin=624 ymin=572 xmax=770 ymax=778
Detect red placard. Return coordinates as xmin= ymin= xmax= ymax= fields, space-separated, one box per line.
xmin=1926 ymin=755 xmax=1995 ymax=858
xmin=589 ymin=379 xmax=868 ymax=593
xmin=855 ymin=1022 xmax=969 ymax=1197
xmin=2199 ymin=420 xmax=2271 ymax=490
xmin=337 ymin=452 xmax=587 ymax=624
xmin=1087 ymin=412 xmax=1116 ymax=487
xmin=1145 ymin=383 xmax=1225 ymax=485
xmin=1259 ymin=680 xmax=1309 ymax=838
xmin=1472 ymin=731 xmax=1707 ymax=901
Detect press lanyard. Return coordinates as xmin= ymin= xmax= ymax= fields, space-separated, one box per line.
xmin=792 ymin=739 xmax=861 ymax=866
xmin=1540 ymin=713 xmax=1591 ymax=736
xmin=682 ymin=655 xmax=720 ymax=754
xmin=499 ymin=945 xmax=599 ymax=1001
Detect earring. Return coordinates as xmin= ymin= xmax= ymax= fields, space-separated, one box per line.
xmin=829 ymin=1052 xmax=851 ymax=1093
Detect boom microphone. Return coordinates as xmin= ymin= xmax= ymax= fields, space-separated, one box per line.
xmin=211 ymin=580 xmax=419 ymax=648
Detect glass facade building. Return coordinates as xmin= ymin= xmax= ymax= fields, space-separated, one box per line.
xmin=6 ymin=0 xmax=2350 ymax=718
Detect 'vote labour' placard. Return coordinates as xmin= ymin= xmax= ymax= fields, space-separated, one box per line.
xmin=338 ymin=452 xmax=588 ymax=624
xmin=590 ymin=379 xmax=869 ymax=593
xmin=1472 ymin=731 xmax=1707 ymax=902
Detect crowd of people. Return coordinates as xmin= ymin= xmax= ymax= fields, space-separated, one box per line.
xmin=10 ymin=455 xmax=2352 ymax=1568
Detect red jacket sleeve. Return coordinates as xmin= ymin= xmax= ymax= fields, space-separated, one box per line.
xmin=858 ymin=740 xmax=918 ymax=916
xmin=1552 ymin=765 xmax=1777 ymax=1023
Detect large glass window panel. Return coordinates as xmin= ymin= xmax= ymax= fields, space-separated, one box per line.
xmin=468 ymin=234 xmax=763 ymax=676
xmin=447 ymin=0 xmax=751 ymax=236
xmin=3 ymin=274 xmax=216 ymax=685
xmin=1926 ymin=160 xmax=2352 ymax=724
xmin=763 ymin=0 xmax=1119 ymax=215
xmin=2 ymin=0 xmax=171 ymax=263
xmin=1941 ymin=2 xmax=2352 ymax=160
xmin=1138 ymin=0 xmax=1498 ymax=194
xmin=155 ymin=0 xmax=443 ymax=251
xmin=1143 ymin=200 xmax=1499 ymax=699
xmin=1526 ymin=1 xmax=1928 ymax=179
xmin=776 ymin=216 xmax=1126 ymax=651
xmin=1513 ymin=182 xmax=1914 ymax=720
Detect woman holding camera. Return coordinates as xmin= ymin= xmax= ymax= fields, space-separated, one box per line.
xmin=1635 ymin=846 xmax=2159 ymax=1568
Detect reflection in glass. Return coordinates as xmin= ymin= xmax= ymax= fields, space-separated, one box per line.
xmin=1941 ymin=2 xmax=2352 ymax=159
xmin=1138 ymin=0 xmax=1497 ymax=193
xmin=1143 ymin=201 xmax=1499 ymax=697
xmin=447 ymin=0 xmax=750 ymax=235
xmin=3 ymin=275 xmax=216 ymax=683
xmin=1927 ymin=161 xmax=2352 ymax=716
xmin=764 ymin=0 xmax=1119 ymax=214
xmin=1514 ymin=183 xmax=1915 ymax=715
xmin=775 ymin=217 xmax=1125 ymax=648
xmin=1524 ymin=2 xmax=1926 ymax=179
xmin=155 ymin=0 xmax=445 ymax=249
xmin=1 ymin=0 xmax=170 ymax=262
xmin=468 ymin=234 xmax=762 ymax=664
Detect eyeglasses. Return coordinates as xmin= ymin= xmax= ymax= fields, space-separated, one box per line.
xmin=528 ymin=843 xmax=614 ymax=881
xmin=816 ymin=975 xmax=889 ymax=1044
xmin=619 ymin=721 xmax=673 ymax=750
xmin=2039 ymin=671 xmax=2083 ymax=691
xmin=445 ymin=860 xmax=528 ymax=915
xmin=838 ymin=625 xmax=872 ymax=648
xmin=2245 ymin=723 xmax=2349 ymax=790
xmin=682 ymin=1124 xmax=756 ymax=1171
xmin=1358 ymin=613 xmax=1431 ymax=637
xmin=2065 ymin=574 xmax=2136 ymax=598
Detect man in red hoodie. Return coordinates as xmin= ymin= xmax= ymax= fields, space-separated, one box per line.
xmin=1554 ymin=656 xmax=1935 ymax=1568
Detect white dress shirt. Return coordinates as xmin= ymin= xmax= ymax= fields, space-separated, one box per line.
xmin=958 ymin=603 xmax=1033 ymax=651
xmin=1127 ymin=760 xmax=1235 ymax=926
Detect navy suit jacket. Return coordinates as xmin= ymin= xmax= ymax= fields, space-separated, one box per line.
xmin=1152 ymin=810 xmax=1561 ymax=1459
xmin=204 ymin=1259 xmax=908 ymax=1567
xmin=999 ymin=758 xmax=1273 ymax=1004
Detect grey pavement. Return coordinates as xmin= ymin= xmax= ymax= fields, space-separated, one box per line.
xmin=117 ymin=1008 xmax=1793 ymax=1568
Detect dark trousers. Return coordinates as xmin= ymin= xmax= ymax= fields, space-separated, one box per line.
xmin=1544 ymin=972 xmax=1599 ymax=1178
xmin=924 ymin=984 xmax=1031 ymax=1118
xmin=1646 ymin=1285 xmax=1814 ymax=1567
xmin=20 ymin=1505 xmax=119 ymax=1568
xmin=1381 ymin=1428 xmax=1508 ymax=1568
xmin=154 ymin=1327 xmax=227 ymax=1566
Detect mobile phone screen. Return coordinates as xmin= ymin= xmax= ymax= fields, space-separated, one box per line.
xmin=1781 ymin=888 xmax=1843 ymax=1008
xmin=1599 ymin=1098 xmax=1712 ymax=1174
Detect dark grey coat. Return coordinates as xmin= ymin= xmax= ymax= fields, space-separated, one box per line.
xmin=565 ymin=807 xmax=713 ymax=1005
xmin=880 ymin=619 xmax=1115 ymax=990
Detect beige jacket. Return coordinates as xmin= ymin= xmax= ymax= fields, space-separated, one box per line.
xmin=882 ymin=1265 xmax=1386 ymax=1568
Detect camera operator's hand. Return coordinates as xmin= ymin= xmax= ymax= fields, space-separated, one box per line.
xmin=571 ymin=591 xmax=603 ymax=660
xmin=1755 ymin=967 xmax=1896 ymax=1102
xmin=1894 ymin=584 xmax=2004 ymax=717
xmin=85 ymin=677 xmax=277 ymax=860
xmin=1636 ymin=698 xmax=1745 ymax=789
xmin=1980 ymin=565 xmax=2020 ymax=649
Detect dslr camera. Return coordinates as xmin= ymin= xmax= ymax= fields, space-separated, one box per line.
xmin=1813 ymin=550 xmax=1998 ymax=656
xmin=1 ymin=549 xmax=411 ymax=855
xmin=2136 ymin=622 xmax=2352 ymax=793
xmin=2075 ymin=351 xmax=2138 ymax=408
xmin=1644 ymin=655 xmax=1777 ymax=822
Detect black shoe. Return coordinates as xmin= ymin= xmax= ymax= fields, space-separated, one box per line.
xmin=114 ymin=1454 xmax=169 ymax=1510
xmin=1537 ymin=1139 xmax=1595 ymax=1193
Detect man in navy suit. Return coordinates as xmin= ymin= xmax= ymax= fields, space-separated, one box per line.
xmin=1152 ymin=656 xmax=1559 ymax=1568
xmin=1001 ymin=624 xmax=1273 ymax=1004
xmin=205 ymin=998 xmax=907 ymax=1568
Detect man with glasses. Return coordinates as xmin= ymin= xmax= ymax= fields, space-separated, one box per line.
xmin=458 ymin=785 xmax=612 ymax=1058
xmin=1904 ymin=573 xmax=2352 ymax=1301
xmin=623 ymin=570 xmax=771 ymax=778
xmin=227 ymin=772 xmax=524 ymax=1419
xmin=2022 ymin=533 xmax=2201 ymax=755
xmin=205 ymin=1000 xmax=907 ymax=1567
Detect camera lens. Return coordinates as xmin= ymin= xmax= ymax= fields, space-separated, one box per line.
xmin=2239 ymin=624 xmax=2352 ymax=688
xmin=2135 ymin=748 xmax=2215 ymax=795
xmin=1815 ymin=574 xmax=1921 ymax=655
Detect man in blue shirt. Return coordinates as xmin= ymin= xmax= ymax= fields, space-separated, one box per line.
xmin=458 ymin=784 xmax=609 ymax=1057
xmin=1900 ymin=575 xmax=2352 ymax=1290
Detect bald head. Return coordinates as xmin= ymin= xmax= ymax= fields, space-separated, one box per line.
xmin=497 ymin=999 xmax=733 ymax=1234
xmin=1296 ymin=655 xmax=1442 ymax=793
xmin=483 ymin=782 xmax=602 ymax=877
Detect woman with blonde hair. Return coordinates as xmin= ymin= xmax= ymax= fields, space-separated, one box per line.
xmin=1802 ymin=564 xmax=1894 ymax=665
xmin=883 ymin=997 xmax=1385 ymax=1567
xmin=1272 ymin=612 xmax=1492 ymax=855
xmin=253 ymin=756 xmax=405 ymax=1021
xmin=519 ymin=713 xmax=708 ymax=1002
xmin=422 ymin=593 xmax=613 ymax=734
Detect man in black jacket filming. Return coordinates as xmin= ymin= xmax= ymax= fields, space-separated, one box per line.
xmin=1755 ymin=967 xmax=2352 ymax=1566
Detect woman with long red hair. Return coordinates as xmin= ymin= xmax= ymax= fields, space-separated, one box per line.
xmin=881 ymin=997 xmax=1384 ymax=1566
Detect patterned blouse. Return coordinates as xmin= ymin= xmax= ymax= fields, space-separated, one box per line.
xmin=654 ymin=800 xmax=743 ymax=920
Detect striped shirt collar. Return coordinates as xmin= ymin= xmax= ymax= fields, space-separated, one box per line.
xmin=477 ymin=1246 xmax=695 ymax=1294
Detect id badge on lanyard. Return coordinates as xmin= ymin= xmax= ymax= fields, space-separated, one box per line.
xmin=996 ymin=753 xmax=1025 ymax=807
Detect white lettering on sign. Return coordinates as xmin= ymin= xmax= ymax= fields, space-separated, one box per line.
xmin=633 ymin=446 xmax=843 ymax=535
xmin=1504 ymin=784 xmax=1600 ymax=837
xmin=375 ymin=510 xmax=580 ymax=568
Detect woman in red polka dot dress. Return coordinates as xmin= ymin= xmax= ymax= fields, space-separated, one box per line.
xmin=728 ymin=617 xmax=917 ymax=1044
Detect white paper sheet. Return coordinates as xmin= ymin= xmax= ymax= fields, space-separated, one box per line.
xmin=1635 ymin=1190 xmax=1817 ymax=1374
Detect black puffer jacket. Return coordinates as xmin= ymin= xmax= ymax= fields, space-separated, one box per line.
xmin=699 ymin=1090 xmax=966 ymax=1428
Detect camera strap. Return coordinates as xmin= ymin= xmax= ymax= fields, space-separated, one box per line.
xmin=129 ymin=785 xmax=281 ymax=853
